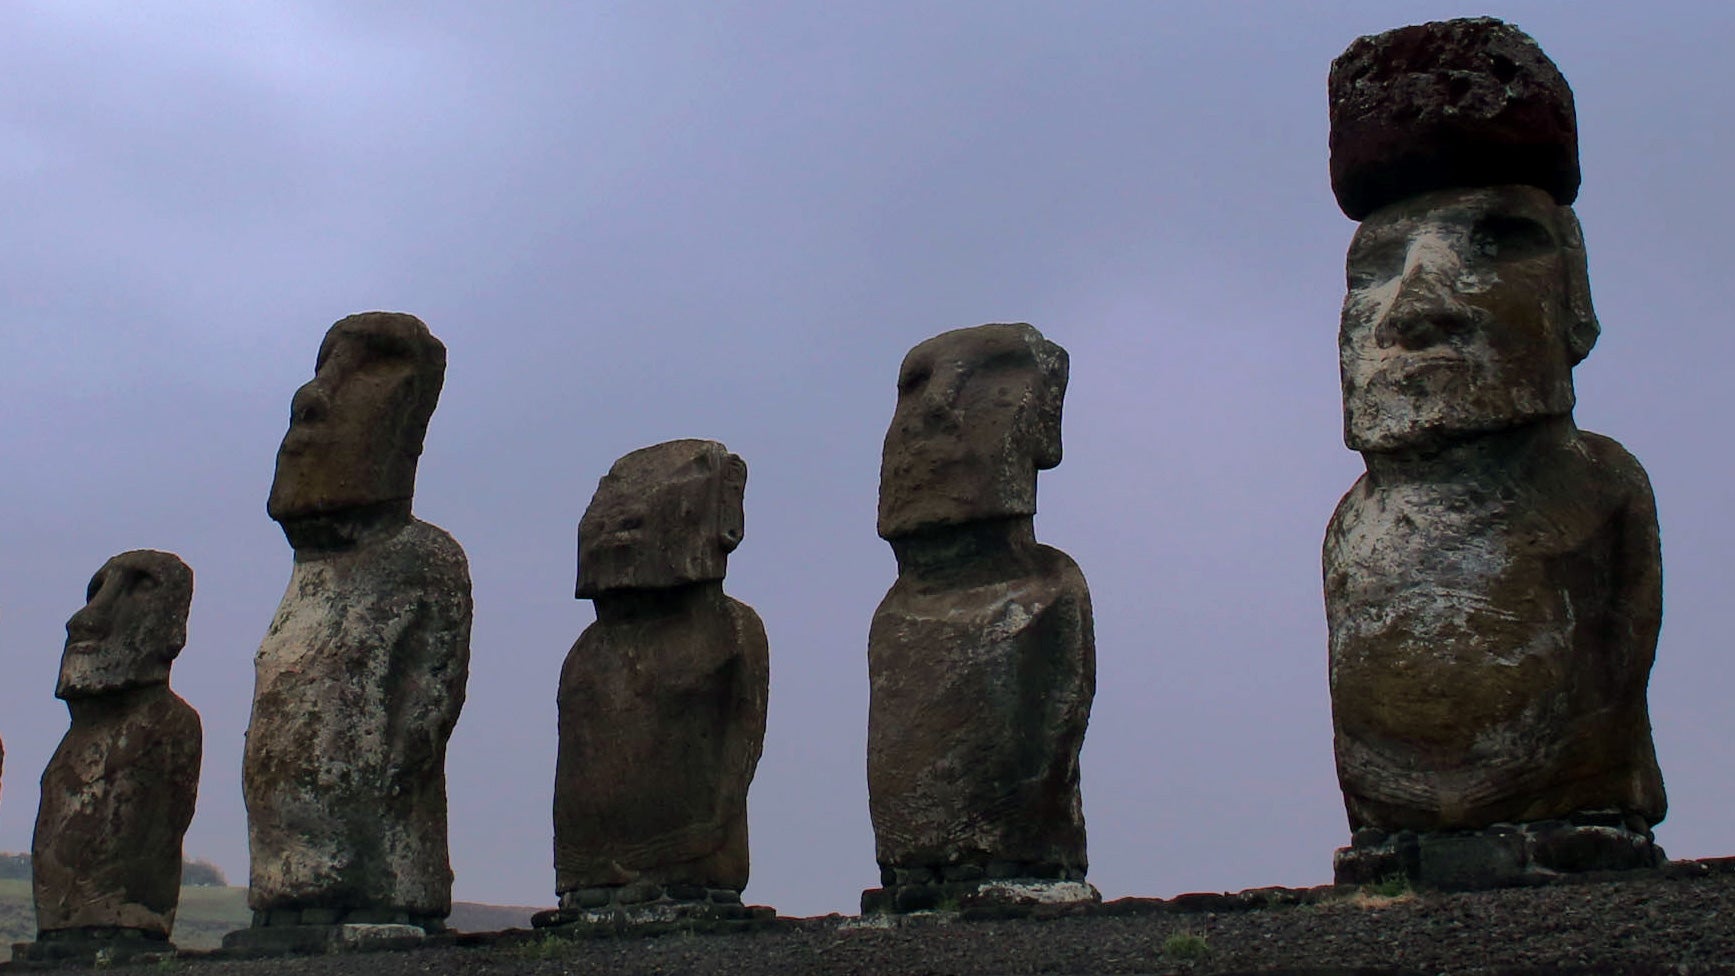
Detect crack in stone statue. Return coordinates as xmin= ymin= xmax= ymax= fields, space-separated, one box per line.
xmin=863 ymin=323 xmax=1098 ymax=914
xmin=538 ymin=439 xmax=772 ymax=930
xmin=19 ymin=550 xmax=201 ymax=964
xmin=235 ymin=312 xmax=471 ymax=948
xmin=1323 ymin=18 xmax=1666 ymax=888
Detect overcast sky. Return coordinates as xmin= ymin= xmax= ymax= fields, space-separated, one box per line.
xmin=1 ymin=1 xmax=1730 ymax=917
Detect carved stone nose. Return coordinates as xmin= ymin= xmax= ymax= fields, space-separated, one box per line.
xmin=289 ymin=381 xmax=331 ymax=425
xmin=65 ymin=602 xmax=110 ymax=643
xmin=1379 ymin=265 xmax=1473 ymax=350
xmin=1379 ymin=307 xmax=1471 ymax=351
xmin=920 ymin=368 xmax=966 ymax=420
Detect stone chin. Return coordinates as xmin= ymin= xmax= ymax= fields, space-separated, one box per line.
xmin=265 ymin=453 xmax=414 ymax=525
xmin=1344 ymin=375 xmax=1575 ymax=454
xmin=877 ymin=499 xmax=1035 ymax=541
xmin=55 ymin=645 xmax=168 ymax=700
xmin=876 ymin=446 xmax=1039 ymax=539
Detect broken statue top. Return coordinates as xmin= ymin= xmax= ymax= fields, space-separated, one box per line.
xmin=577 ymin=439 xmax=748 ymax=597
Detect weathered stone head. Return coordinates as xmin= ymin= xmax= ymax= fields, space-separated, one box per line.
xmin=1339 ymin=185 xmax=1598 ymax=452
xmin=576 ymin=439 xmax=747 ymax=597
xmin=266 ymin=312 xmax=447 ymax=537
xmin=57 ymin=550 xmax=192 ymax=700
xmin=877 ymin=323 xmax=1068 ymax=539
xmin=1331 ymin=19 xmax=1596 ymax=454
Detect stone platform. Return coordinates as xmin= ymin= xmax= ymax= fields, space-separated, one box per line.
xmin=531 ymin=883 xmax=774 ymax=936
xmin=862 ymin=864 xmax=1100 ymax=917
xmin=11 ymin=928 xmax=176 ymax=967
xmin=220 ymin=908 xmax=444 ymax=956
xmin=1334 ymin=812 xmax=1665 ymax=889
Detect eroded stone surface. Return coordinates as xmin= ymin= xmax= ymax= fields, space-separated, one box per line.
xmin=32 ymin=550 xmax=201 ymax=941
xmin=1324 ymin=26 xmax=1663 ymax=870
xmin=1329 ymin=17 xmax=1578 ymax=220
xmin=244 ymin=313 xmax=470 ymax=927
xmin=555 ymin=440 xmax=769 ymax=899
xmin=868 ymin=324 xmax=1094 ymax=904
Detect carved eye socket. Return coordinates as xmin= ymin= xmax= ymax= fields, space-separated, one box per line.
xmin=898 ymin=364 xmax=930 ymax=395
xmin=1345 ymin=235 xmax=1402 ymax=291
xmin=130 ymin=572 xmax=160 ymax=593
xmin=1471 ymin=215 xmax=1554 ymax=261
xmin=85 ymin=573 xmax=106 ymax=603
xmin=978 ymin=348 xmax=1030 ymax=373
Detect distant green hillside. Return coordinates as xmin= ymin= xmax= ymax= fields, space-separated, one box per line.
xmin=0 ymin=878 xmax=250 ymax=961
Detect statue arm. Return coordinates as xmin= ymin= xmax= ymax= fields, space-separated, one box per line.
xmin=719 ymin=601 xmax=770 ymax=825
xmin=385 ymin=582 xmax=473 ymax=778
xmin=1612 ymin=464 xmax=1662 ymax=691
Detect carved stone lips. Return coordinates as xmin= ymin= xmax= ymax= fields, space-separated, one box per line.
xmin=1385 ymin=354 xmax=1469 ymax=379
xmin=277 ymin=427 xmax=323 ymax=456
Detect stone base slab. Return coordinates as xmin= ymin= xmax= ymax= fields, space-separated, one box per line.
xmin=532 ymin=883 xmax=773 ymax=935
xmin=246 ymin=906 xmax=447 ymax=930
xmin=219 ymin=923 xmax=429 ymax=956
xmin=12 ymin=928 xmax=175 ymax=966
xmin=1334 ymin=813 xmax=1664 ymax=890
xmin=862 ymin=878 xmax=1101 ymax=916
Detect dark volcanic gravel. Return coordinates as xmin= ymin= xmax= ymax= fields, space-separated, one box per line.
xmin=64 ymin=862 xmax=1735 ymax=976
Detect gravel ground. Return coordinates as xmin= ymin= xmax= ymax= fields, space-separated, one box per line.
xmin=41 ymin=861 xmax=1735 ymax=976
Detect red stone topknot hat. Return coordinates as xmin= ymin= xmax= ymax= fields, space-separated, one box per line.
xmin=1328 ymin=17 xmax=1579 ymax=220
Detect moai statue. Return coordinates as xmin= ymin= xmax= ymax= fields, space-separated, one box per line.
xmin=537 ymin=439 xmax=771 ymax=929
xmin=1324 ymin=18 xmax=1666 ymax=888
xmin=20 ymin=551 xmax=201 ymax=964
xmin=234 ymin=312 xmax=471 ymax=949
xmin=863 ymin=323 xmax=1097 ymax=914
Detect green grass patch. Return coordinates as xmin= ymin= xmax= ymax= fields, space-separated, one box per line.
xmin=1163 ymin=930 xmax=1210 ymax=959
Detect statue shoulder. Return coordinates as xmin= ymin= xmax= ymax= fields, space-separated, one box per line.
xmin=1326 ymin=472 xmax=1373 ymax=535
xmin=1572 ymin=430 xmax=1657 ymax=508
xmin=396 ymin=518 xmax=473 ymax=584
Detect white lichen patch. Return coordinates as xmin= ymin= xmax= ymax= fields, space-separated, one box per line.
xmin=974 ymin=880 xmax=1100 ymax=905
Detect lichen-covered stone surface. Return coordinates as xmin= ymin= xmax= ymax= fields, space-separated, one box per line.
xmin=1325 ymin=422 xmax=1664 ymax=832
xmin=1323 ymin=23 xmax=1663 ymax=877
xmin=1329 ymin=18 xmax=1578 ymax=220
xmin=244 ymin=517 xmax=471 ymax=923
xmin=32 ymin=550 xmax=201 ymax=941
xmin=554 ymin=440 xmax=768 ymax=901
xmin=244 ymin=312 xmax=470 ymax=928
xmin=867 ymin=324 xmax=1094 ymax=902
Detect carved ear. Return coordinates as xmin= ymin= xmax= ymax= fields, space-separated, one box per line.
xmin=1029 ymin=337 xmax=1069 ymax=471
xmin=717 ymin=453 xmax=748 ymax=553
xmin=1556 ymin=206 xmax=1600 ymax=365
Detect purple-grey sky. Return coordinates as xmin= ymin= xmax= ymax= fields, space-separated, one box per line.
xmin=1 ymin=2 xmax=1729 ymax=917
